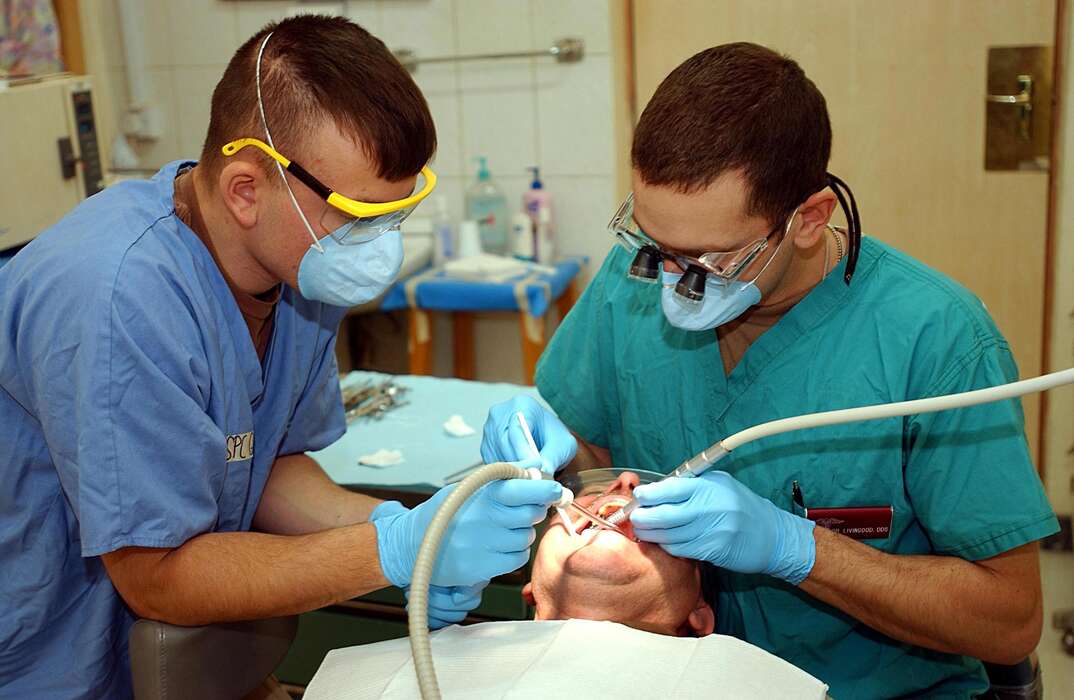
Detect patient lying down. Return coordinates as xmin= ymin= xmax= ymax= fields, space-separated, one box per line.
xmin=302 ymin=471 xmax=830 ymax=699
xmin=523 ymin=471 xmax=715 ymax=637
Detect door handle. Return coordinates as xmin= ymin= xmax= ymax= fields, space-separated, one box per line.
xmin=987 ymin=74 xmax=1033 ymax=140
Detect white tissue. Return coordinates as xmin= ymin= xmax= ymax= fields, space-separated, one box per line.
xmin=357 ymin=449 xmax=404 ymax=467
xmin=443 ymin=414 xmax=476 ymax=437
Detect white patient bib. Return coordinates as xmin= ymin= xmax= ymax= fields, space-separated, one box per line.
xmin=303 ymin=619 xmax=828 ymax=699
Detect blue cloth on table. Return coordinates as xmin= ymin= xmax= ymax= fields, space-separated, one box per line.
xmin=310 ymin=371 xmax=542 ymax=490
xmin=380 ymin=256 xmax=585 ymax=317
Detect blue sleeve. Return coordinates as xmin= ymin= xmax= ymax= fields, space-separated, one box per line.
xmin=905 ymin=338 xmax=1058 ymax=560
xmin=34 ymin=263 xmax=225 ymax=557
xmin=534 ymin=249 xmax=624 ymax=449
xmin=278 ymin=306 xmax=346 ymax=456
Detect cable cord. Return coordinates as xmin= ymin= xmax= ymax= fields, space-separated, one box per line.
xmin=607 ymin=366 xmax=1074 ymax=527
xmin=722 ymin=367 xmax=1074 ymax=451
xmin=408 ymin=462 xmax=531 ymax=700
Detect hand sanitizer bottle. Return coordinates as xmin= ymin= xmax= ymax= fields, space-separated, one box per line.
xmin=464 ymin=157 xmax=509 ymax=254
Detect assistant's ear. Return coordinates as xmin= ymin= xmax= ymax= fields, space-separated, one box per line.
xmin=686 ymin=601 xmax=715 ymax=637
xmin=790 ymin=187 xmax=838 ymax=251
xmin=217 ymin=160 xmax=266 ymax=230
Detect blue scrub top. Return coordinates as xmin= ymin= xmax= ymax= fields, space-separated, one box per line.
xmin=536 ymin=240 xmax=1057 ymax=699
xmin=0 ymin=162 xmax=347 ymax=698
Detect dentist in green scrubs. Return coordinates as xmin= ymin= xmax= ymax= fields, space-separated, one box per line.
xmin=480 ymin=43 xmax=1057 ymax=699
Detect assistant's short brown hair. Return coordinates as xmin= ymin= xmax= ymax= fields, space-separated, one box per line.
xmin=200 ymin=14 xmax=435 ymax=183
xmin=632 ymin=43 xmax=830 ymax=225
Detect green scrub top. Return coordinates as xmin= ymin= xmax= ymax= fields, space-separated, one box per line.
xmin=535 ymin=238 xmax=1057 ymax=699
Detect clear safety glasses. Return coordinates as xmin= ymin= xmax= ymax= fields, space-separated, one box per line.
xmin=222 ymin=137 xmax=437 ymax=245
xmin=607 ymin=192 xmax=785 ymax=284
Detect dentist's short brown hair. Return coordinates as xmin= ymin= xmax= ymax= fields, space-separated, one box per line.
xmin=632 ymin=42 xmax=831 ymax=226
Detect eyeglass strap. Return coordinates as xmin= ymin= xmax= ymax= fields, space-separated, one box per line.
xmin=827 ymin=172 xmax=861 ymax=285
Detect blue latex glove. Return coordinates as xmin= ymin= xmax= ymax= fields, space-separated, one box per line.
xmin=480 ymin=395 xmax=578 ymax=474
xmin=369 ymin=500 xmax=408 ymax=522
xmin=374 ymin=477 xmax=562 ymax=588
xmin=630 ymin=471 xmax=817 ymax=585
xmin=405 ymin=580 xmax=487 ymax=630
xmin=371 ymin=501 xmax=488 ymax=629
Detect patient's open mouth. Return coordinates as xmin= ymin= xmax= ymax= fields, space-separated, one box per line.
xmin=575 ymin=498 xmax=634 ymax=540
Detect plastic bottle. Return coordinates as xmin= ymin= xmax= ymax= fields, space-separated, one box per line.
xmin=431 ymin=196 xmax=454 ymax=267
xmin=536 ymin=206 xmax=555 ymax=264
xmin=511 ymin=212 xmax=535 ymax=262
xmin=522 ymin=166 xmax=553 ymax=232
xmin=464 ymin=157 xmax=509 ymax=255
xmin=457 ymin=219 xmax=483 ymax=258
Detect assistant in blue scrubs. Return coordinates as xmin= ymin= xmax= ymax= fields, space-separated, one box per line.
xmin=0 ymin=162 xmax=347 ymax=696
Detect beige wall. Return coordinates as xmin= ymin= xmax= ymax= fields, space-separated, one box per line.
xmin=1047 ymin=3 xmax=1074 ymax=516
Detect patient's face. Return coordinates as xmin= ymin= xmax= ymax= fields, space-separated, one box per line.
xmin=523 ymin=472 xmax=714 ymax=637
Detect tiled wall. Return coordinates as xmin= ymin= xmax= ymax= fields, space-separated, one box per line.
xmin=94 ymin=0 xmax=620 ymax=383
xmin=95 ymin=0 xmax=618 ymax=282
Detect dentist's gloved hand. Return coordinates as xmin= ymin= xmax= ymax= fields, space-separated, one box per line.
xmin=405 ymin=580 xmax=487 ymax=630
xmin=371 ymin=501 xmax=486 ymax=629
xmin=373 ymin=477 xmax=562 ymax=589
xmin=630 ymin=471 xmax=817 ymax=585
xmin=481 ymin=395 xmax=578 ymax=474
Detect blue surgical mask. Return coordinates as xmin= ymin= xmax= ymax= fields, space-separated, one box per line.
xmin=252 ymin=31 xmax=404 ymax=307
xmin=296 ymin=228 xmax=403 ymax=307
xmin=659 ymin=214 xmax=791 ymax=331
xmin=660 ymin=270 xmax=761 ymax=331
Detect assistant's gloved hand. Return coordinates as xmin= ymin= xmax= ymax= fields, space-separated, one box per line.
xmin=373 ymin=477 xmax=562 ymax=588
xmin=481 ymin=395 xmax=578 ymax=474
xmin=630 ymin=471 xmax=817 ymax=585
xmin=373 ymin=500 xmax=489 ymax=629
xmin=404 ymin=580 xmax=487 ymax=630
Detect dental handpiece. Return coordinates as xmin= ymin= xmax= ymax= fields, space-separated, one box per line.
xmin=603 ymin=366 xmax=1074 ymax=529
xmin=603 ymin=443 xmax=730 ymax=526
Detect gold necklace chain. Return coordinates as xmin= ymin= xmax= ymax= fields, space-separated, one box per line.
xmin=828 ymin=224 xmax=845 ymax=262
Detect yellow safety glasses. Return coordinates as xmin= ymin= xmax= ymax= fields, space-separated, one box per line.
xmin=222 ymin=137 xmax=437 ymax=242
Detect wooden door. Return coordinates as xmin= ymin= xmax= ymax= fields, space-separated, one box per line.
xmin=632 ymin=0 xmax=1056 ymax=464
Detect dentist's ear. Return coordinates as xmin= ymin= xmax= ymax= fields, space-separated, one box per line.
xmin=218 ymin=160 xmax=265 ymax=230
xmin=791 ymin=188 xmax=838 ymax=251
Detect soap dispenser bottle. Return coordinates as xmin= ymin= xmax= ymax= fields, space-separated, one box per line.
xmin=522 ymin=166 xmax=553 ymax=230
xmin=464 ymin=156 xmax=509 ymax=254
xmin=523 ymin=166 xmax=554 ymax=262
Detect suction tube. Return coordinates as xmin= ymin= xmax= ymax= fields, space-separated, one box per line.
xmin=607 ymin=366 xmax=1074 ymax=526
xmin=408 ymin=462 xmax=537 ymax=700
xmin=721 ymin=367 xmax=1074 ymax=451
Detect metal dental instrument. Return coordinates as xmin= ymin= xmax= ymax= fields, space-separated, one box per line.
xmin=343 ymin=379 xmax=410 ymax=423
xmin=606 ymin=366 xmax=1074 ymax=527
xmin=515 ymin=411 xmax=629 ymax=536
xmin=443 ymin=461 xmax=484 ymax=485
xmin=567 ymin=499 xmax=629 ymax=535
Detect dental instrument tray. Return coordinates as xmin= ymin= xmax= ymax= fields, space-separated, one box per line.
xmin=340 ymin=378 xmax=411 ymax=423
